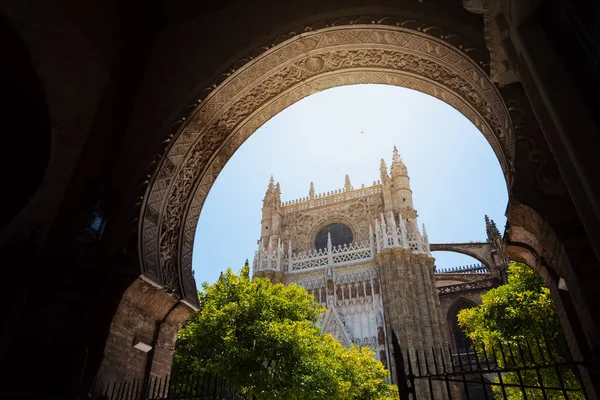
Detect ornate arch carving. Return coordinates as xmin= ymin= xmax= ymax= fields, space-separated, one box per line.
xmin=139 ymin=23 xmax=515 ymax=308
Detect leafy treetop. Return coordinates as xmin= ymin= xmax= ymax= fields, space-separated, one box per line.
xmin=174 ymin=265 xmax=398 ymax=400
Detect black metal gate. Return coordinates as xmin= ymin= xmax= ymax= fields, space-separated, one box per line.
xmin=99 ymin=372 xmax=247 ymax=400
xmin=391 ymin=331 xmax=589 ymax=399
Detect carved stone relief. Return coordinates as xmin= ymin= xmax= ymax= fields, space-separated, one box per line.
xmin=281 ymin=197 xmax=382 ymax=252
xmin=139 ymin=24 xmax=514 ymax=307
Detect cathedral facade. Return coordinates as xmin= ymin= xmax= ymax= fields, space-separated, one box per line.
xmin=253 ymin=147 xmax=452 ymax=383
xmin=253 ymin=147 xmax=506 ymax=394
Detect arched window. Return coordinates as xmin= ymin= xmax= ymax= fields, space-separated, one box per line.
xmin=315 ymin=223 xmax=353 ymax=250
xmin=448 ymin=299 xmax=475 ymax=353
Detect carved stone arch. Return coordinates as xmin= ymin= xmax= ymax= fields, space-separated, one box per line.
xmin=430 ymin=242 xmax=495 ymax=269
xmin=446 ymin=296 xmax=478 ymax=352
xmin=139 ymin=22 xmax=515 ymax=308
xmin=446 ymin=296 xmax=478 ymax=323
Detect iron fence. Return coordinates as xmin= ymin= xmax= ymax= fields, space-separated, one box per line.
xmin=100 ymin=372 xmax=247 ymax=400
xmin=392 ymin=331 xmax=589 ymax=399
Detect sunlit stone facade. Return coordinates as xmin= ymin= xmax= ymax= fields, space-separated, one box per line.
xmin=253 ymin=147 xmax=446 ymax=383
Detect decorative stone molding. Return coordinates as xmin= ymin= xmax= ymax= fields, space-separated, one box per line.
xmin=478 ymin=0 xmax=519 ymax=86
xmin=139 ymin=23 xmax=514 ymax=308
xmin=437 ymin=277 xmax=497 ymax=294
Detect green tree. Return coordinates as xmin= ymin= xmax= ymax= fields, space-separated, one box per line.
xmin=458 ymin=262 xmax=584 ymax=399
xmin=174 ymin=265 xmax=398 ymax=400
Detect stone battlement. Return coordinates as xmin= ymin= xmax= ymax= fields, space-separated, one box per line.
xmin=280 ymin=182 xmax=383 ymax=213
xmin=434 ymin=264 xmax=489 ymax=274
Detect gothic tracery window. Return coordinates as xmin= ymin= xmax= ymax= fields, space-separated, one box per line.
xmin=315 ymin=223 xmax=353 ymax=250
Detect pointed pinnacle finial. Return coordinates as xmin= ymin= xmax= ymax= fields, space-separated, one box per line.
xmin=380 ymin=158 xmax=390 ymax=183
xmin=392 ymin=145 xmax=401 ymax=164
xmin=244 ymin=258 xmax=249 ymax=267
xmin=344 ymin=174 xmax=352 ymax=191
xmin=266 ymin=175 xmax=275 ymax=192
xmin=485 ymin=215 xmax=501 ymax=241
xmin=309 ymin=182 xmax=315 ymax=199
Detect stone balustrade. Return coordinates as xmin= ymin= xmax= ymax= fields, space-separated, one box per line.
xmin=280 ymin=184 xmax=383 ymax=213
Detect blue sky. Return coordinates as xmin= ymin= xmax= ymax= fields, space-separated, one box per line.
xmin=192 ymin=84 xmax=508 ymax=285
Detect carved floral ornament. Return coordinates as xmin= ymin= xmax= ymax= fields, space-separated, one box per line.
xmin=139 ymin=24 xmax=515 ymax=308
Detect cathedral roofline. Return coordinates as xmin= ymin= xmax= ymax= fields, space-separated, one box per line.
xmin=274 ymin=146 xmax=409 ymax=213
xmin=279 ymin=181 xmax=383 ymax=212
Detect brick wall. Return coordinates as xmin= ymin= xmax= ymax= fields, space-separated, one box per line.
xmin=95 ymin=277 xmax=194 ymax=394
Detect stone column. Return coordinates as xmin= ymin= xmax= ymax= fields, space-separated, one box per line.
xmin=376 ymin=248 xmax=446 ymax=397
xmin=94 ymin=276 xmax=195 ymax=395
xmin=505 ymin=201 xmax=600 ymax=397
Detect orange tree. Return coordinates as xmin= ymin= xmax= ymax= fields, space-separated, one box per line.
xmin=173 ymin=265 xmax=398 ymax=400
xmin=458 ymin=262 xmax=584 ymax=399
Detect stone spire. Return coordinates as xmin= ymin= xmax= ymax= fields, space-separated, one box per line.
xmin=392 ymin=145 xmax=401 ymax=164
xmin=263 ymin=175 xmax=276 ymax=205
xmin=274 ymin=182 xmax=281 ymax=203
xmin=391 ymin=145 xmax=408 ymax=177
xmin=261 ymin=175 xmax=281 ymax=241
xmin=344 ymin=175 xmax=353 ymax=192
xmin=380 ymin=158 xmax=390 ymax=184
xmin=268 ymin=175 xmax=274 ymax=190
xmin=485 ymin=215 xmax=501 ymax=242
xmin=309 ymin=182 xmax=315 ymax=199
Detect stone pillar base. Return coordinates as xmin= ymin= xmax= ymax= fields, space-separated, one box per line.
xmin=94 ymin=276 xmax=195 ymax=394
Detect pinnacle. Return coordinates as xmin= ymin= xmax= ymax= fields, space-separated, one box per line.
xmin=266 ymin=175 xmax=275 ymax=192
xmin=309 ymin=181 xmax=315 ymax=198
xmin=392 ymin=145 xmax=401 ymax=164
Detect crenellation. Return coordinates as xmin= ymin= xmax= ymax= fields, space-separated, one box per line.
xmin=280 ymin=183 xmax=384 ymax=213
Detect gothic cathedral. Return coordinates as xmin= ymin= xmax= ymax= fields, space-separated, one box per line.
xmin=253 ymin=147 xmax=505 ymax=390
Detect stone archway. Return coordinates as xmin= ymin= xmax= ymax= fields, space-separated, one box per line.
xmin=446 ymin=297 xmax=477 ymax=353
xmin=139 ymin=22 xmax=515 ymax=310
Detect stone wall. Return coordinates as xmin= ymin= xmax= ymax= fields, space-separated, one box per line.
xmin=438 ymin=289 xmax=485 ymax=352
xmin=95 ymin=277 xmax=194 ymax=394
xmin=376 ymin=248 xmax=446 ymax=398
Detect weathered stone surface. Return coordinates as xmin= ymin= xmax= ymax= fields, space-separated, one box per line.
xmin=95 ymin=277 xmax=194 ymax=394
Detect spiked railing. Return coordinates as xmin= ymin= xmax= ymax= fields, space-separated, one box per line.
xmin=391 ymin=330 xmax=588 ymax=399
xmin=435 ymin=264 xmax=490 ymax=274
xmin=100 ymin=371 xmax=247 ymax=400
